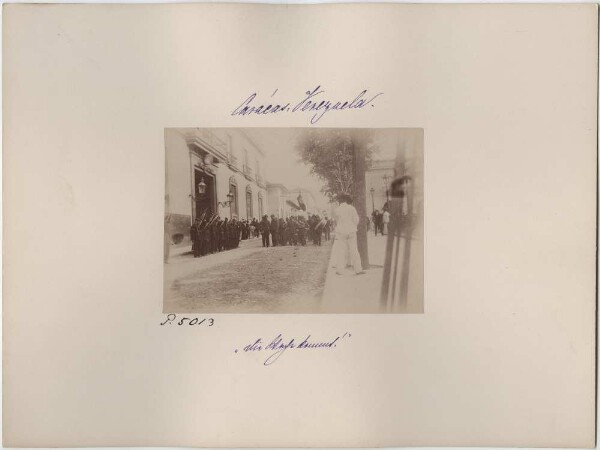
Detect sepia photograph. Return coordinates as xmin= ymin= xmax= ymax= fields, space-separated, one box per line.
xmin=164 ymin=128 xmax=424 ymax=313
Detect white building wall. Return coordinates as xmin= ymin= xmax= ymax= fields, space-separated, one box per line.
xmin=165 ymin=129 xmax=192 ymax=217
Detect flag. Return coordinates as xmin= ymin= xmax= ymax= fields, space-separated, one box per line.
xmin=297 ymin=194 xmax=306 ymax=211
xmin=286 ymin=199 xmax=300 ymax=210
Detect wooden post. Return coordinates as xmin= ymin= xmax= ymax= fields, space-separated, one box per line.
xmin=352 ymin=134 xmax=370 ymax=270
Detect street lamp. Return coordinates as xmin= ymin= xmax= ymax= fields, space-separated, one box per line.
xmin=218 ymin=192 xmax=234 ymax=208
xmin=369 ymin=187 xmax=375 ymax=213
xmin=197 ymin=178 xmax=207 ymax=195
xmin=382 ymin=174 xmax=391 ymax=209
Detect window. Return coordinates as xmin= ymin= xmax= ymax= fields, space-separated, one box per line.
xmin=258 ymin=192 xmax=264 ymax=218
xmin=229 ymin=176 xmax=238 ymax=218
xmin=246 ymin=185 xmax=253 ymax=219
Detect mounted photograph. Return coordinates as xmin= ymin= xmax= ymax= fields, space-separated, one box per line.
xmin=164 ymin=128 xmax=424 ymax=313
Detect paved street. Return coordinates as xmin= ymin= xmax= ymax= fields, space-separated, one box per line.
xmin=164 ymin=237 xmax=334 ymax=313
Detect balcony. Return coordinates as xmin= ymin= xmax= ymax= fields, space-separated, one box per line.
xmin=199 ymin=129 xmax=227 ymax=155
xmin=185 ymin=129 xmax=228 ymax=162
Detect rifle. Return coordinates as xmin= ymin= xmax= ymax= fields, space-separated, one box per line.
xmin=196 ymin=210 xmax=208 ymax=226
xmin=202 ymin=213 xmax=219 ymax=229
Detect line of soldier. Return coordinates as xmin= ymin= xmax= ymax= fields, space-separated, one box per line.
xmin=190 ymin=214 xmax=243 ymax=258
xmin=259 ymin=214 xmax=333 ymax=248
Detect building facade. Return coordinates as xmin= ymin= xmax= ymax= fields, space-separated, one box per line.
xmin=165 ymin=128 xmax=268 ymax=245
xmin=266 ymin=184 xmax=322 ymax=218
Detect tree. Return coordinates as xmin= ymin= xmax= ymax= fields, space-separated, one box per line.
xmin=295 ymin=129 xmax=377 ymax=200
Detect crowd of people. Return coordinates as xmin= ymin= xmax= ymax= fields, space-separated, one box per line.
xmin=259 ymin=214 xmax=333 ymax=248
xmin=189 ymin=212 xmax=334 ymax=258
xmin=186 ymin=193 xmax=370 ymax=278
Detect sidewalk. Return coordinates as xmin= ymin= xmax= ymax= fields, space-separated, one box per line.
xmin=319 ymin=231 xmax=423 ymax=313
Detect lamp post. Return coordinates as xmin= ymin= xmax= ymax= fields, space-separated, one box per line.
xmin=369 ymin=187 xmax=375 ymax=213
xmin=382 ymin=174 xmax=391 ymax=209
xmin=218 ymin=192 xmax=234 ymax=208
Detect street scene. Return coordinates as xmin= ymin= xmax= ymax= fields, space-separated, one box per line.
xmin=164 ymin=128 xmax=424 ymax=313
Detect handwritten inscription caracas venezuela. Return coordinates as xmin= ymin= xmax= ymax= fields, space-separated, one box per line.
xmin=231 ymin=86 xmax=383 ymax=124
xmin=236 ymin=332 xmax=352 ymax=366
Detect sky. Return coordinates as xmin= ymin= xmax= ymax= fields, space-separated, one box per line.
xmin=244 ymin=128 xmax=401 ymax=209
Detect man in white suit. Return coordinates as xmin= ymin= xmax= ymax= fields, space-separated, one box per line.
xmin=333 ymin=193 xmax=366 ymax=276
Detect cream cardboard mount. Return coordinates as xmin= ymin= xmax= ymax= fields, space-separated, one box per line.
xmin=2 ymin=3 xmax=597 ymax=448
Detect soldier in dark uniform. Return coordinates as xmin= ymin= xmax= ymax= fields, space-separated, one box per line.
xmin=226 ymin=219 xmax=232 ymax=250
xmin=297 ymin=217 xmax=307 ymax=246
xmin=196 ymin=221 xmax=204 ymax=256
xmin=231 ymin=219 xmax=238 ymax=249
xmin=202 ymin=220 xmax=210 ymax=255
xmin=291 ymin=217 xmax=298 ymax=245
xmin=207 ymin=219 xmax=214 ymax=253
xmin=217 ymin=219 xmax=224 ymax=252
xmin=213 ymin=221 xmax=220 ymax=253
xmin=269 ymin=215 xmax=279 ymax=247
xmin=232 ymin=220 xmax=238 ymax=248
xmin=278 ymin=218 xmax=286 ymax=246
xmin=285 ymin=217 xmax=293 ymax=245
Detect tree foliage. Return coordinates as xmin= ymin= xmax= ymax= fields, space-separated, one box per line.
xmin=295 ymin=129 xmax=377 ymax=201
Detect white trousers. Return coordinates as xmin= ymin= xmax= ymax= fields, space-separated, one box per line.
xmin=335 ymin=231 xmax=362 ymax=273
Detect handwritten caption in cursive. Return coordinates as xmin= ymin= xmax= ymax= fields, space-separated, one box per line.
xmin=231 ymin=86 xmax=383 ymax=125
xmin=235 ymin=332 xmax=352 ymax=366
xmin=160 ymin=314 xmax=214 ymax=327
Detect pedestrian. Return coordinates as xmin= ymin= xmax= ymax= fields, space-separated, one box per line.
xmin=371 ymin=210 xmax=380 ymax=236
xmin=270 ymin=214 xmax=279 ymax=247
xmin=316 ymin=215 xmax=327 ymax=246
xmin=324 ymin=218 xmax=331 ymax=242
xmin=333 ymin=193 xmax=365 ymax=275
xmin=261 ymin=215 xmax=270 ymax=247
xmin=382 ymin=209 xmax=390 ymax=235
